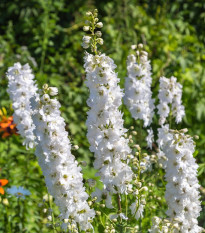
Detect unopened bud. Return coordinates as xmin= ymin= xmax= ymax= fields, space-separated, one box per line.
xmin=86 ymin=11 xmax=92 ymax=16
xmin=96 ymin=22 xmax=103 ymax=28
xmin=83 ymin=26 xmax=90 ymax=31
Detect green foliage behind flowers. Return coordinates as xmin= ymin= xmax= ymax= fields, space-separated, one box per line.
xmin=0 ymin=0 xmax=205 ymax=232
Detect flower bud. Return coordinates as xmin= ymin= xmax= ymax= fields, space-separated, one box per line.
xmin=97 ymin=38 xmax=103 ymax=45
xmin=131 ymin=45 xmax=137 ymax=50
xmin=96 ymin=22 xmax=103 ymax=28
xmin=95 ymin=31 xmax=102 ymax=37
xmin=43 ymin=83 xmax=49 ymax=90
xmin=2 ymin=199 xmax=9 ymax=206
xmin=87 ymin=179 xmax=96 ymax=187
xmin=73 ymin=145 xmax=79 ymax=150
xmin=49 ymin=87 xmax=58 ymax=96
xmin=83 ymin=26 xmax=90 ymax=31
xmin=86 ymin=11 xmax=92 ymax=16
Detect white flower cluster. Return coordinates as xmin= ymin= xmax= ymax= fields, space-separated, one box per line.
xmin=149 ymin=217 xmax=175 ymax=233
xmin=124 ymin=47 xmax=155 ymax=127
xmin=32 ymin=85 xmax=95 ymax=231
xmin=157 ymin=76 xmax=185 ymax=125
xmin=7 ymin=62 xmax=38 ymax=149
xmin=163 ymin=130 xmax=202 ymax=233
xmin=84 ymin=52 xmax=133 ymax=202
xmin=130 ymin=198 xmax=145 ymax=220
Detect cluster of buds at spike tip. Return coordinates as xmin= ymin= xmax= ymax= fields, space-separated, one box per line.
xmin=82 ymin=9 xmax=103 ymax=54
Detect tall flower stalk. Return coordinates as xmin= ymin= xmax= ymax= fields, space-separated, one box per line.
xmin=124 ymin=45 xmax=155 ymax=128
xmin=7 ymin=63 xmax=38 ymax=149
xmin=157 ymin=76 xmax=185 ymax=126
xmin=32 ymin=85 xmax=95 ymax=231
xmin=82 ymin=10 xmax=133 ymax=208
xmin=163 ymin=129 xmax=202 ymax=233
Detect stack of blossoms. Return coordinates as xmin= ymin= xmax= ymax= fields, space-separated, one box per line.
xmin=157 ymin=76 xmax=185 ymax=167
xmin=32 ymin=85 xmax=95 ymax=231
xmin=84 ymin=53 xmax=133 ymax=202
xmin=162 ymin=130 xmax=202 ymax=233
xmin=83 ymin=10 xmax=133 ymax=207
xmin=124 ymin=45 xmax=155 ymax=128
xmin=7 ymin=63 xmax=38 ymax=149
xmin=7 ymin=64 xmax=95 ymax=231
xmin=157 ymin=76 xmax=185 ymax=126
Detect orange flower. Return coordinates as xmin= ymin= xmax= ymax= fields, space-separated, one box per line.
xmin=0 ymin=179 xmax=9 ymax=195
xmin=0 ymin=116 xmax=18 ymax=138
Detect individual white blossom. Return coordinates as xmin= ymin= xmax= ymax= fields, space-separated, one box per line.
xmin=163 ymin=130 xmax=203 ymax=233
xmin=157 ymin=76 xmax=185 ymax=125
xmin=7 ymin=63 xmax=38 ymax=149
xmin=32 ymin=86 xmax=95 ymax=231
xmin=84 ymin=52 xmax=133 ymax=205
xmin=146 ymin=128 xmax=154 ymax=149
xmin=124 ymin=49 xmax=155 ymax=127
xmin=130 ymin=198 xmax=145 ymax=220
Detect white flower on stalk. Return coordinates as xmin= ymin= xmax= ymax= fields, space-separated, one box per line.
xmin=157 ymin=76 xmax=185 ymax=125
xmin=162 ymin=130 xmax=202 ymax=233
xmin=130 ymin=198 xmax=145 ymax=220
xmin=124 ymin=49 xmax=155 ymax=127
xmin=82 ymin=36 xmax=91 ymax=49
xmin=32 ymin=86 xmax=95 ymax=231
xmin=84 ymin=52 xmax=133 ymax=205
xmin=7 ymin=186 xmax=30 ymax=199
xmin=146 ymin=128 xmax=154 ymax=149
xmin=7 ymin=63 xmax=38 ymax=149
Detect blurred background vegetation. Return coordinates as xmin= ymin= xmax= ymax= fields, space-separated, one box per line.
xmin=0 ymin=0 xmax=205 ymax=232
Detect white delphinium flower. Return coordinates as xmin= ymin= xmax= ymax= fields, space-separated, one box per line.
xmin=163 ymin=130 xmax=202 ymax=233
xmin=7 ymin=63 xmax=38 ymax=149
xmin=130 ymin=198 xmax=145 ymax=220
xmin=157 ymin=76 xmax=185 ymax=125
xmin=84 ymin=52 xmax=133 ymax=203
xmin=124 ymin=46 xmax=155 ymax=127
xmin=156 ymin=124 xmax=172 ymax=168
xmin=149 ymin=217 xmax=173 ymax=233
xmin=7 ymin=186 xmax=30 ymax=199
xmin=32 ymin=86 xmax=95 ymax=231
xmin=146 ymin=128 xmax=154 ymax=149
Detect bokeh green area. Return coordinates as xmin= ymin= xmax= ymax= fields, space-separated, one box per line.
xmin=0 ymin=0 xmax=205 ymax=232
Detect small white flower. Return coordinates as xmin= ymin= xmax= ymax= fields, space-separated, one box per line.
xmin=146 ymin=128 xmax=154 ymax=149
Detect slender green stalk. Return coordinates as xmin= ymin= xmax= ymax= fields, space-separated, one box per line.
xmin=48 ymin=193 xmax=57 ymax=233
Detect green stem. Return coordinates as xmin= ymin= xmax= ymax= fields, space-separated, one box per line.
xmin=125 ymin=194 xmax=128 ymax=218
xmin=5 ymin=205 xmax=12 ymax=233
xmin=48 ymin=193 xmax=57 ymax=233
xmin=40 ymin=6 xmax=49 ymax=73
xmin=169 ymin=110 xmax=172 ymax=129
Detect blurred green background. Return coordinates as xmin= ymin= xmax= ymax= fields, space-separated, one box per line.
xmin=0 ymin=0 xmax=205 ymax=232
